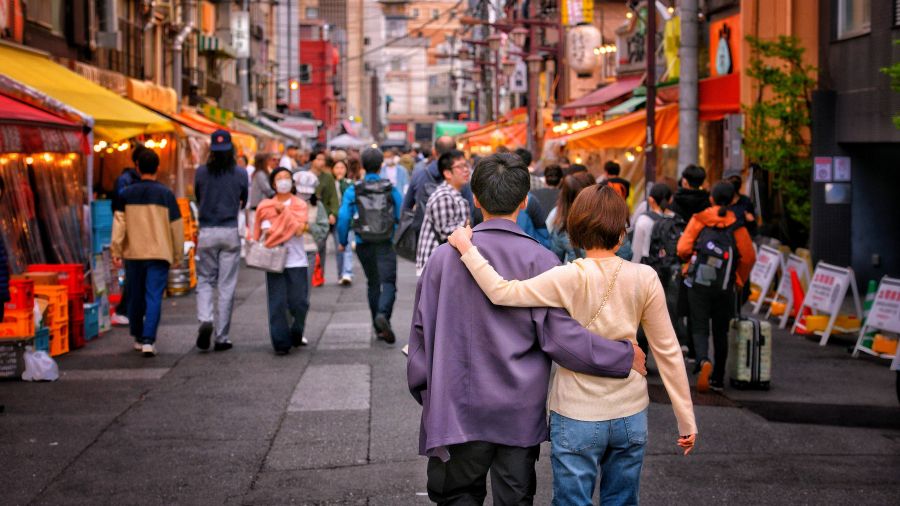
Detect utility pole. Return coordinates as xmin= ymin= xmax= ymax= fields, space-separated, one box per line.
xmin=644 ymin=0 xmax=657 ymax=191
xmin=239 ymin=0 xmax=250 ymax=116
xmin=526 ymin=0 xmax=540 ymax=156
xmin=678 ymin=0 xmax=699 ymax=176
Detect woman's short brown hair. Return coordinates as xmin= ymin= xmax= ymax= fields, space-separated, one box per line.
xmin=567 ymin=184 xmax=629 ymax=250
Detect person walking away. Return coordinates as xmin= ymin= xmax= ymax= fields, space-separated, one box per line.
xmin=279 ymin=145 xmax=298 ymax=172
xmin=447 ymin=185 xmax=695 ymax=505
xmin=332 ymin=159 xmax=355 ymax=285
xmin=253 ymin=168 xmax=310 ymax=354
xmin=408 ymin=153 xmax=646 ymax=505
xmin=294 ymin=171 xmax=330 ymax=293
xmin=249 ymin=153 xmax=278 ymax=234
xmin=670 ymin=164 xmax=710 ymax=223
xmin=337 ymin=148 xmax=403 ymax=344
xmin=194 ymin=130 xmax=248 ymax=352
xmin=110 ymin=144 xmax=149 ymax=326
xmin=380 ymin=148 xmax=410 ymax=195
xmin=110 ymin=150 xmax=184 ymax=357
xmin=415 ymin=150 xmax=471 ymax=275
xmin=677 ymin=182 xmax=756 ymax=392
xmin=531 ymin=164 xmax=563 ymax=222
xmin=302 ymin=150 xmax=339 ymax=281
xmin=724 ymin=168 xmax=757 ymax=236
xmin=546 ymin=172 xmax=595 ymax=263
xmin=599 ymin=161 xmax=631 ymax=200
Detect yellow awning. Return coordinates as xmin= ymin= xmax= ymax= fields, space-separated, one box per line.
xmin=0 ymin=43 xmax=175 ymax=142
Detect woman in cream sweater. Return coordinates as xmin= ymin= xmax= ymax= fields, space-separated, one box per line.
xmin=448 ymin=184 xmax=696 ymax=505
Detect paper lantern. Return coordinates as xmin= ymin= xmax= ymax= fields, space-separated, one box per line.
xmin=567 ymin=24 xmax=602 ymax=75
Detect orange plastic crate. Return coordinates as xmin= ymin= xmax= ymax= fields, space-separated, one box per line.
xmin=34 ymin=285 xmax=69 ymax=323
xmin=0 ymin=310 xmax=35 ymax=338
xmin=5 ymin=278 xmax=35 ymax=312
xmin=50 ymin=322 xmax=69 ymax=357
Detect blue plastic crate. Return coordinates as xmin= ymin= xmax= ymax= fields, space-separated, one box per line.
xmin=84 ymin=302 xmax=100 ymax=340
xmin=91 ymin=200 xmax=113 ymax=228
xmin=33 ymin=327 xmax=50 ymax=352
xmin=92 ymin=227 xmax=112 ymax=254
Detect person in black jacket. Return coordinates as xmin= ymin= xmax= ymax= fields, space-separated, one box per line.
xmin=724 ymin=168 xmax=758 ymax=237
xmin=670 ymin=164 xmax=710 ymax=223
xmin=0 ymin=178 xmax=9 ymax=323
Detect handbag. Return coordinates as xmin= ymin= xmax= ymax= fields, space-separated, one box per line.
xmin=393 ymin=208 xmax=419 ymax=262
xmin=245 ymin=239 xmax=287 ymax=273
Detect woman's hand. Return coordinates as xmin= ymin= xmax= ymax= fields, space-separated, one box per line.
xmin=448 ymin=226 xmax=474 ymax=255
xmin=677 ymin=434 xmax=696 ymax=456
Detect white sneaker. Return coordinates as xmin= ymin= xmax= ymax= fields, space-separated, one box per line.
xmin=112 ymin=314 xmax=130 ymax=326
xmin=141 ymin=343 xmax=157 ymax=357
xmin=339 ymin=276 xmax=352 ymax=286
xmin=133 ymin=341 xmax=143 ymax=351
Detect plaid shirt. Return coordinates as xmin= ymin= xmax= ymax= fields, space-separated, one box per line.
xmin=416 ymin=182 xmax=470 ymax=271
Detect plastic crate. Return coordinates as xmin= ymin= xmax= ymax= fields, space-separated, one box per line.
xmin=0 ymin=337 xmax=34 ymax=379
xmin=5 ymin=278 xmax=35 ymax=312
xmin=22 ymin=271 xmax=60 ymax=286
xmin=70 ymin=300 xmax=84 ymax=322
xmin=27 ymin=264 xmax=86 ymax=296
xmin=0 ymin=310 xmax=35 ymax=338
xmin=92 ymin=227 xmax=112 ymax=254
xmin=34 ymin=327 xmax=50 ymax=352
xmin=34 ymin=285 xmax=68 ymax=323
xmin=70 ymin=319 xmax=85 ymax=349
xmin=91 ymin=200 xmax=113 ymax=228
xmin=84 ymin=303 xmax=100 ymax=340
xmin=50 ymin=322 xmax=69 ymax=357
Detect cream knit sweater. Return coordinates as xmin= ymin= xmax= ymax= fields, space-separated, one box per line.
xmin=460 ymin=248 xmax=697 ymax=436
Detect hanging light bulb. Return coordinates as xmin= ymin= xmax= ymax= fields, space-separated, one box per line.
xmin=159 ymin=138 xmax=168 ymax=149
xmin=42 ymin=153 xmax=53 ymax=162
xmin=25 ymin=156 xmax=34 ymax=165
xmin=145 ymin=140 xmax=157 ymax=149
xmin=93 ymin=144 xmax=102 ymax=152
xmin=635 ymin=146 xmax=644 ymax=153
xmin=117 ymin=143 xmax=129 ymax=152
xmin=575 ymin=156 xmax=583 ymax=164
xmin=0 ymin=157 xmax=8 ymax=165
xmin=106 ymin=148 xmax=114 ymax=154
xmin=626 ymin=12 xmax=634 ymax=20
xmin=98 ymin=141 xmax=108 ymax=149
xmin=8 ymin=154 xmax=18 ymax=160
xmin=67 ymin=153 xmax=78 ymax=160
xmin=625 ymin=151 xmax=635 ymax=162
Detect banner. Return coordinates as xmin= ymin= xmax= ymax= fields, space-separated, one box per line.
xmin=562 ymin=0 xmax=593 ymax=26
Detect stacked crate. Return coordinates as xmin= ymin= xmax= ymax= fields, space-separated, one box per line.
xmin=91 ymin=200 xmax=113 ymax=254
xmin=0 ymin=278 xmax=36 ymax=338
xmin=33 ymin=284 xmax=69 ymax=356
xmin=27 ymin=264 xmax=86 ymax=350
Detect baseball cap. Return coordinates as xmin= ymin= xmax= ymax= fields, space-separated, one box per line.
xmin=210 ymin=129 xmax=233 ymax=152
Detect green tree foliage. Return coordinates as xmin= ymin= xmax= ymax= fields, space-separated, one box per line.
xmin=743 ymin=36 xmax=816 ymax=233
xmin=881 ymin=40 xmax=900 ymax=129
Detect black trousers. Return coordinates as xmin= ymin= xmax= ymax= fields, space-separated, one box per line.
xmin=355 ymin=241 xmax=397 ymax=323
xmin=688 ymin=285 xmax=735 ymax=383
xmin=427 ymin=441 xmax=539 ymax=506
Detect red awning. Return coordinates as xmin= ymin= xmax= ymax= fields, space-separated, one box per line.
xmin=699 ymin=73 xmax=740 ymax=121
xmin=559 ymin=77 xmax=644 ymax=118
xmin=0 ymin=92 xmax=86 ymax=153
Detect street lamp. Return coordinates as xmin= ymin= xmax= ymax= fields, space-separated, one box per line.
xmin=458 ymin=46 xmax=470 ymax=60
xmin=510 ymin=27 xmax=528 ymax=48
xmin=502 ymin=58 xmax=516 ymax=77
xmin=526 ymin=53 xmax=543 ymax=75
xmin=488 ymin=34 xmax=502 ymax=52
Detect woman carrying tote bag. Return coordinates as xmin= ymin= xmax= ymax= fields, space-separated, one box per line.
xmin=252 ymin=167 xmax=310 ymax=355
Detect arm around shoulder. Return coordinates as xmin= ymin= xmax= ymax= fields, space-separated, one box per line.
xmin=459 ymin=246 xmax=579 ymax=308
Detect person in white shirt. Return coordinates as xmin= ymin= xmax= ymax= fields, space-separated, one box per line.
xmin=631 ymin=183 xmax=675 ymax=264
xmin=279 ymin=145 xmax=298 ymax=171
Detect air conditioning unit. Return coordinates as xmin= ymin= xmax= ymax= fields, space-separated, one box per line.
xmin=96 ymin=31 xmax=122 ymax=51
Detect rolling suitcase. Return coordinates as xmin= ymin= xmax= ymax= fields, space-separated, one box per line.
xmin=728 ymin=314 xmax=772 ymax=390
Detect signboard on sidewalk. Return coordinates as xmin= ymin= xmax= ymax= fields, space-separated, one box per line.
xmin=769 ymin=254 xmax=811 ymax=328
xmin=853 ymin=276 xmax=900 ymax=359
xmin=749 ymin=245 xmax=782 ymax=315
xmin=791 ymin=262 xmax=862 ymax=346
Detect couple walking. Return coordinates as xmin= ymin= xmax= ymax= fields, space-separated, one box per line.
xmin=408 ymin=153 xmax=697 ymax=505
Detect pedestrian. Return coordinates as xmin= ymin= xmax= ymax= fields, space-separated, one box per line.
xmin=253 ymin=168 xmax=310 ymax=354
xmin=337 ymin=148 xmax=403 ymax=344
xmin=545 ymin=172 xmax=595 ymax=263
xmin=294 ymin=171 xmax=330 ymax=292
xmin=110 ymin=150 xmax=184 ymax=357
xmin=631 ymin=183 xmax=677 ymax=265
xmin=0 ymin=178 xmax=8 ymax=323
xmin=677 ymin=181 xmax=756 ymax=392
xmin=515 ymin=147 xmax=544 ymax=191
xmin=380 ymin=148 xmax=410 ymax=194
xmin=194 ymin=130 xmax=248 ymax=352
xmin=110 ymin=144 xmax=149 ymax=326
xmin=598 ymin=160 xmax=632 ymax=200
xmin=302 ymin=149 xmax=339 ymax=280
xmin=408 ymin=153 xmax=645 ymax=505
xmin=724 ymin=167 xmax=758 ymax=236
xmin=332 ymin=158 xmax=355 ymax=285
xmin=447 ymin=184 xmax=696 ymax=505
xmin=279 ymin=145 xmax=298 ymax=172
xmin=531 ymin=164 xmax=563 ymax=224
xmin=415 ymin=149 xmax=471 ymax=275
xmin=516 ymin=193 xmax=551 ymax=249
xmin=249 ymin=153 xmax=278 ymax=233
xmin=237 ymin=154 xmax=252 ymax=253
xmin=669 ymin=164 xmax=710 ymax=223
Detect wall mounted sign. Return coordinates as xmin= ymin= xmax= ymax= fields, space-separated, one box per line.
xmin=814 ymin=157 xmax=833 ymax=182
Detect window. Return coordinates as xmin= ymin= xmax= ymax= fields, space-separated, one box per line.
xmin=836 ymin=0 xmax=871 ymax=39
xmin=298 ymin=64 xmax=312 ymax=83
xmin=895 ymin=0 xmax=900 ymax=26
xmin=432 ymin=9 xmax=440 ymax=20
xmin=27 ymin=0 xmax=63 ymax=35
xmin=305 ymin=7 xmax=318 ymax=19
xmin=390 ymin=58 xmax=407 ymax=72
xmin=411 ymin=8 xmax=419 ymax=18
xmin=364 ymin=36 xmax=371 ymax=46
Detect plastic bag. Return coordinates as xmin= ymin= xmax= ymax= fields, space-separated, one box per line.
xmin=22 ymin=349 xmax=59 ymax=381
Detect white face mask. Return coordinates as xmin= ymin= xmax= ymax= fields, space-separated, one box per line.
xmin=275 ymin=179 xmax=293 ymax=194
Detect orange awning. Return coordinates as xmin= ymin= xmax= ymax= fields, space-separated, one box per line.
xmin=465 ymin=122 xmax=528 ymax=150
xmin=174 ymin=108 xmax=257 ymax=156
xmin=553 ymin=103 xmax=679 ymax=150
xmin=699 ymin=73 xmax=740 ymax=121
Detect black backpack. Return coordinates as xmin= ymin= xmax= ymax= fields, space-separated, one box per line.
xmin=687 ymin=223 xmax=740 ymax=291
xmin=642 ymin=213 xmax=686 ymax=275
xmin=353 ymin=179 xmax=395 ymax=243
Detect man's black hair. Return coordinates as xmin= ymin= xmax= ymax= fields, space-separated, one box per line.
xmin=544 ymin=165 xmax=564 ymax=186
xmin=287 ymin=145 xmax=299 ymax=151
xmin=137 ymin=150 xmax=160 ymax=175
xmin=471 ymin=153 xmax=530 ymax=216
xmin=604 ymin=160 xmax=621 ymax=176
xmin=361 ymin=147 xmax=384 ymax=174
xmin=434 ymin=136 xmax=455 ymax=156
xmin=131 ymin=144 xmax=148 ymax=164
xmin=649 ymin=182 xmax=673 ymax=205
xmin=438 ymin=149 xmax=466 ymax=179
xmin=567 ymin=164 xmax=588 ymax=175
xmin=514 ymin=147 xmax=533 ymax=167
xmin=681 ymin=164 xmax=706 ymax=189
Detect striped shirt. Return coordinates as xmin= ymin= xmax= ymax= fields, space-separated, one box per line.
xmin=415 ymin=182 xmax=470 ymax=272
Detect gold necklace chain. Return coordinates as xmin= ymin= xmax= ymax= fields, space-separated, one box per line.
xmin=586 ymin=258 xmax=624 ymax=328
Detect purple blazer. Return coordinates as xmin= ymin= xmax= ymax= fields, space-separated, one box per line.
xmin=407 ymin=218 xmax=634 ymax=460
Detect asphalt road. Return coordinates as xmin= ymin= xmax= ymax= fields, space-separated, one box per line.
xmin=1 ymin=255 xmax=898 ymax=505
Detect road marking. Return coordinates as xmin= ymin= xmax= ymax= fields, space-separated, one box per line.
xmin=288 ymin=364 xmax=370 ymax=411
xmin=60 ymin=368 xmax=170 ymax=381
xmin=317 ymin=322 xmax=372 ymax=350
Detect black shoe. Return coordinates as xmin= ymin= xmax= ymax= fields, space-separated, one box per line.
xmin=710 ymin=379 xmax=724 ymax=392
xmin=213 ymin=341 xmax=233 ymax=352
xmin=196 ymin=322 xmax=213 ymax=350
xmin=374 ymin=314 xmax=395 ymax=344
xmin=274 ymin=349 xmax=290 ymax=356
xmin=291 ymin=332 xmax=309 ymax=347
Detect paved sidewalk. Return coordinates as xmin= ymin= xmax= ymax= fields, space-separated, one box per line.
xmin=1 ymin=256 xmax=898 ymax=505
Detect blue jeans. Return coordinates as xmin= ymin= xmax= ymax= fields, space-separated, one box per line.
xmin=550 ymin=409 xmax=648 ymax=506
xmin=334 ymin=229 xmax=354 ymax=280
xmin=124 ymin=259 xmax=170 ymax=344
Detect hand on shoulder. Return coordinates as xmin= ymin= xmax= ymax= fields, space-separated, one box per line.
xmin=448 ymin=226 xmax=474 ymax=255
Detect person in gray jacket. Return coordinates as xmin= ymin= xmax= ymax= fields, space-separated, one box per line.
xmin=248 ymin=153 xmax=278 ymax=233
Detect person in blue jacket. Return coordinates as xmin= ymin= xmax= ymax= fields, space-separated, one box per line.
xmin=337 ymin=148 xmax=404 ymax=344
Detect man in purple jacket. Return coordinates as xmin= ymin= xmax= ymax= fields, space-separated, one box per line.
xmin=407 ymin=153 xmax=645 ymax=505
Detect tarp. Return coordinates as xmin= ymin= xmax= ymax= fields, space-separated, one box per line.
xmin=604 ymin=96 xmax=647 ymax=119
xmin=0 ymin=43 xmax=174 ymax=142
xmin=463 ymin=123 xmax=528 ymax=150
xmin=175 ymin=109 xmax=257 ymax=156
xmin=434 ymin=121 xmax=471 ymax=137
xmin=328 ymin=134 xmax=371 ymax=149
xmin=258 ymin=117 xmax=309 ymax=144
xmin=559 ymin=77 xmax=643 ymax=118
xmin=699 ymin=72 xmax=741 ymax=121
xmin=550 ymin=103 xmax=679 ymax=151
xmin=0 ymin=92 xmax=86 ymax=153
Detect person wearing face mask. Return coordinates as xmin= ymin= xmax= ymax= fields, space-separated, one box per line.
xmin=253 ymin=168 xmax=311 ymax=354
xmin=379 ymin=148 xmax=409 ymax=195
xmin=294 ymin=171 xmax=331 ymax=292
